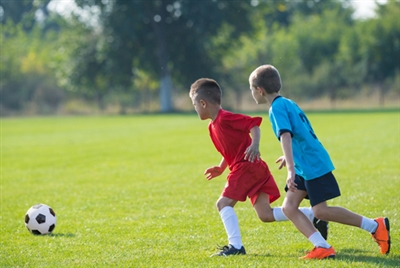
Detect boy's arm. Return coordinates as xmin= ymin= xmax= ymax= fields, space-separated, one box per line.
xmin=279 ymin=132 xmax=297 ymax=192
xmin=204 ymin=157 xmax=227 ymax=180
xmin=218 ymin=157 xmax=228 ymax=170
xmin=244 ymin=126 xmax=261 ymax=162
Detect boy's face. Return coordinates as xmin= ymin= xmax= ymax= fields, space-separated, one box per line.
xmin=249 ymin=80 xmax=267 ymax=104
xmin=190 ymin=94 xmax=209 ymax=120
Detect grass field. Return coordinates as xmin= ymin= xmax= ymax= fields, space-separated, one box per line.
xmin=1 ymin=111 xmax=399 ymax=267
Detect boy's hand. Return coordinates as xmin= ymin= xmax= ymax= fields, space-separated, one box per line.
xmin=286 ymin=170 xmax=297 ymax=192
xmin=204 ymin=166 xmax=224 ymax=180
xmin=244 ymin=143 xmax=260 ymax=163
xmin=276 ymin=156 xmax=297 ymax=191
xmin=275 ymin=156 xmax=286 ymax=169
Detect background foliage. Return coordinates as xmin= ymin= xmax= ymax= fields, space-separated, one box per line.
xmin=1 ymin=0 xmax=399 ymax=115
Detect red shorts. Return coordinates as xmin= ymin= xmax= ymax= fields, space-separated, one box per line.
xmin=221 ymin=160 xmax=280 ymax=206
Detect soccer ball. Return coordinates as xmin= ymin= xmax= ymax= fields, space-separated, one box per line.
xmin=25 ymin=204 xmax=56 ymax=235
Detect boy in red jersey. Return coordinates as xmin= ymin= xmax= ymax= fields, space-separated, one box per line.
xmin=189 ymin=78 xmax=327 ymax=256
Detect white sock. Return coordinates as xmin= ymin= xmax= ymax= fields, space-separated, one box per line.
xmin=220 ymin=206 xmax=242 ymax=249
xmin=273 ymin=208 xmax=288 ymax=221
xmin=273 ymin=207 xmax=314 ymax=222
xmin=308 ymin=232 xmax=330 ymax=248
xmin=299 ymin=207 xmax=315 ymax=222
xmin=360 ymin=217 xmax=378 ymax=233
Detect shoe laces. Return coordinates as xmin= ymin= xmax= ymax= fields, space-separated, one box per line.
xmin=305 ymin=247 xmax=318 ymax=254
xmin=216 ymin=244 xmax=231 ymax=252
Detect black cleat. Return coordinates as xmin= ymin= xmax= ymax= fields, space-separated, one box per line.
xmin=313 ymin=218 xmax=329 ymax=240
xmin=211 ymin=244 xmax=246 ymax=257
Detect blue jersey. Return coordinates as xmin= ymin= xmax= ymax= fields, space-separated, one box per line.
xmin=269 ymin=96 xmax=334 ymax=180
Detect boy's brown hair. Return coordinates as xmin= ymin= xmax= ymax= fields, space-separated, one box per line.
xmin=250 ymin=65 xmax=282 ymax=94
xmin=189 ymin=78 xmax=222 ymax=105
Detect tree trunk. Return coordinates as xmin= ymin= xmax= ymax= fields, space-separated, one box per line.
xmin=378 ymin=82 xmax=385 ymax=107
xmin=329 ymin=85 xmax=336 ymax=109
xmin=96 ymin=92 xmax=105 ymax=111
xmin=150 ymin=3 xmax=173 ymax=113
xmin=160 ymin=75 xmax=173 ymax=112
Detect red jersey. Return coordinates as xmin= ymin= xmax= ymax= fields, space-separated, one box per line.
xmin=208 ymin=109 xmax=280 ymax=205
xmin=209 ymin=109 xmax=262 ymax=170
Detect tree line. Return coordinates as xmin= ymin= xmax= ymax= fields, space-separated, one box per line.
xmin=1 ymin=0 xmax=399 ymax=115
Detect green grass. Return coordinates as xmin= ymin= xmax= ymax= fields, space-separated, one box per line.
xmin=1 ymin=112 xmax=399 ymax=267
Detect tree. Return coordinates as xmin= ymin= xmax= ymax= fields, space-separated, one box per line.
xmin=250 ymin=0 xmax=353 ymax=27
xmin=71 ymin=0 xmax=255 ymax=112
xmin=0 ymin=0 xmax=51 ymax=31
xmin=0 ymin=21 xmax=65 ymax=114
xmin=209 ymin=0 xmax=355 ymax=107
xmin=362 ymin=0 xmax=400 ymax=105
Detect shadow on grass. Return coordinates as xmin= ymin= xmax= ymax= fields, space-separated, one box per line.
xmin=48 ymin=233 xmax=75 ymax=238
xmin=245 ymin=253 xmax=273 ymax=257
xmin=247 ymin=248 xmax=397 ymax=267
xmin=335 ymin=248 xmax=398 ymax=267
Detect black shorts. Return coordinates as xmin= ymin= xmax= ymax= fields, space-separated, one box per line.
xmin=285 ymin=172 xmax=341 ymax=207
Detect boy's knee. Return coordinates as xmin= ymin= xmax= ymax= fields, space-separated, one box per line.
xmin=312 ymin=208 xmax=326 ymax=220
xmin=216 ymin=197 xmax=234 ymax=211
xmin=254 ymin=207 xmax=275 ymax=222
xmin=282 ymin=204 xmax=296 ymax=216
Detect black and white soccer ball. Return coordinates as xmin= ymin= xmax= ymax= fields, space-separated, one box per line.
xmin=25 ymin=204 xmax=56 ymax=235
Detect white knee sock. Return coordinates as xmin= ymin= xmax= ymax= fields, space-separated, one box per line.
xmin=273 ymin=207 xmax=288 ymax=221
xmin=308 ymin=232 xmax=330 ymax=248
xmin=273 ymin=207 xmax=314 ymax=222
xmin=220 ymin=206 xmax=242 ymax=249
xmin=299 ymin=207 xmax=315 ymax=222
xmin=360 ymin=216 xmax=378 ymax=233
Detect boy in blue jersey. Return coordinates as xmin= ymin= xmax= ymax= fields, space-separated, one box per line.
xmin=248 ymin=64 xmax=391 ymax=259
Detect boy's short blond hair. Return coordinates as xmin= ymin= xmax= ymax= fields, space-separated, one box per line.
xmin=250 ymin=65 xmax=282 ymax=94
xmin=189 ymin=78 xmax=222 ymax=104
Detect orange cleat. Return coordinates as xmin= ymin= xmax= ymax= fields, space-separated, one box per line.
xmin=371 ymin=217 xmax=391 ymax=254
xmin=299 ymin=246 xmax=336 ymax=260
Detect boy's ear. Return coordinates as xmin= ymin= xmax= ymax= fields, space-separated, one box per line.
xmin=257 ymin=86 xmax=265 ymax=95
xmin=199 ymin=99 xmax=207 ymax=107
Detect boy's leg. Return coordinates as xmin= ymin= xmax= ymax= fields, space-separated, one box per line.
xmin=212 ymin=196 xmax=246 ymax=256
xmin=306 ymin=171 xmax=390 ymax=255
xmin=282 ymin=190 xmax=323 ymax=239
xmin=252 ymin=192 xmax=275 ymax=222
xmin=284 ymin=175 xmax=330 ymax=240
xmin=313 ymin=202 xmax=364 ymax=227
xmin=253 ymin=192 xmax=329 ymax=239
xmin=313 ymin=202 xmax=390 ymax=254
xmin=253 ymin=192 xmax=316 ymax=222
xmin=283 ymin=190 xmax=334 ymax=259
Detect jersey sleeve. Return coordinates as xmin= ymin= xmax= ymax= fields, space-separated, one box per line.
xmin=269 ymin=100 xmax=293 ymax=139
xmin=225 ymin=113 xmax=262 ymax=132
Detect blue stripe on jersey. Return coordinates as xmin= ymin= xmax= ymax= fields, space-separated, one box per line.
xmin=269 ymin=96 xmax=334 ymax=180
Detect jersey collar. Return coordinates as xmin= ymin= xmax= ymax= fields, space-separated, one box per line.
xmin=271 ymin=95 xmax=282 ymax=105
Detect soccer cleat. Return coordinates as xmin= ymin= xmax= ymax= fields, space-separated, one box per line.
xmin=299 ymin=246 xmax=336 ymax=260
xmin=313 ymin=218 xmax=329 ymax=240
xmin=371 ymin=217 xmax=391 ymax=254
xmin=211 ymin=244 xmax=246 ymax=257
